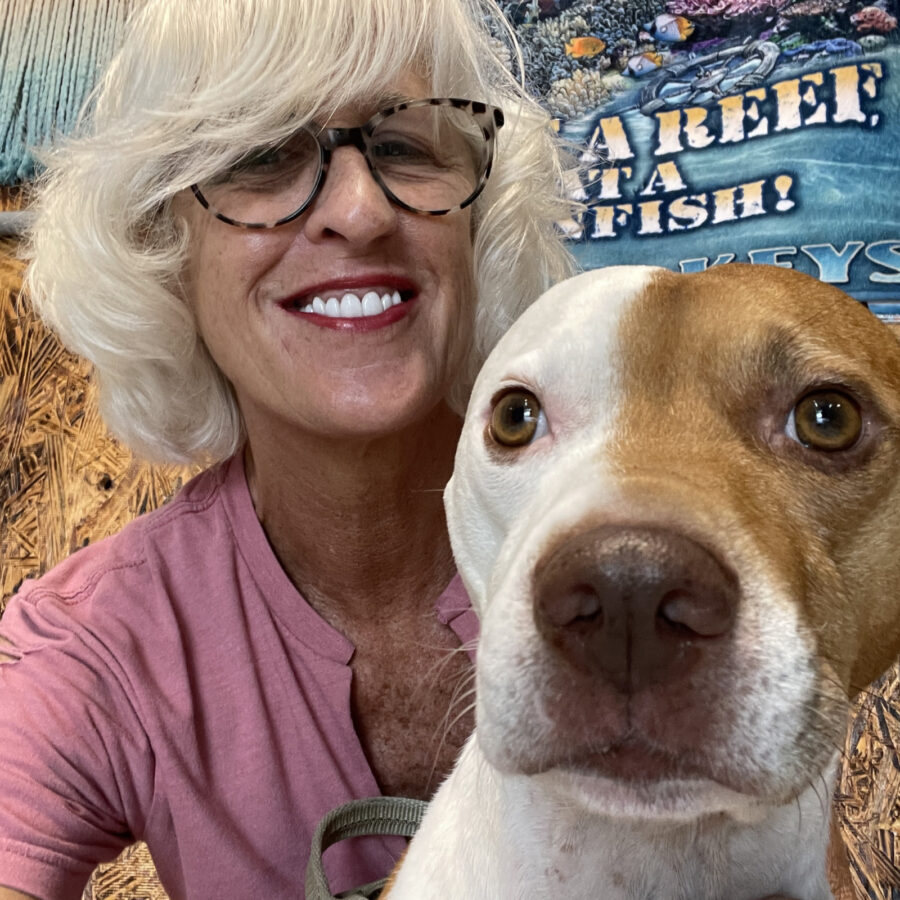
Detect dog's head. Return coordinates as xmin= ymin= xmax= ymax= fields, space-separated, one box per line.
xmin=446 ymin=264 xmax=900 ymax=822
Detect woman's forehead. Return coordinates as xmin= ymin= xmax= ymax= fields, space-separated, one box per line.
xmin=314 ymin=70 xmax=432 ymax=123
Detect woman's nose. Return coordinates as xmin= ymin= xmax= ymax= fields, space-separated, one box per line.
xmin=302 ymin=146 xmax=398 ymax=245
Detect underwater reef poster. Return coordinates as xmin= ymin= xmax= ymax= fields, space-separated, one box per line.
xmin=499 ymin=0 xmax=900 ymax=319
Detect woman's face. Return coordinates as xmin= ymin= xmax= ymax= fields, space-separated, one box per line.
xmin=176 ymin=74 xmax=477 ymax=444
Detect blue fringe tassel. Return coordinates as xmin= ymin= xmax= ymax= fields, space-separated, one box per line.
xmin=0 ymin=0 xmax=139 ymax=185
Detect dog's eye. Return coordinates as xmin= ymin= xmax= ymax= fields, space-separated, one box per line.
xmin=788 ymin=389 xmax=862 ymax=451
xmin=490 ymin=390 xmax=544 ymax=447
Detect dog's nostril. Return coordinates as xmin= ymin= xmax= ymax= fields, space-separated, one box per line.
xmin=573 ymin=608 xmax=603 ymax=626
xmin=532 ymin=526 xmax=739 ymax=692
xmin=544 ymin=584 xmax=602 ymax=627
xmin=658 ymin=589 xmax=733 ymax=638
xmin=657 ymin=592 xmax=696 ymax=635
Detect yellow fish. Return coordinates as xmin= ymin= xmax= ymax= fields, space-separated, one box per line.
xmin=564 ymin=36 xmax=607 ymax=59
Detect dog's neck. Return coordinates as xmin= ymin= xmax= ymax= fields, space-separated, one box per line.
xmin=389 ymin=737 xmax=836 ymax=900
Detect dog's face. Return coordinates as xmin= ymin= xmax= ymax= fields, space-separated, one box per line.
xmin=446 ymin=264 xmax=900 ymax=822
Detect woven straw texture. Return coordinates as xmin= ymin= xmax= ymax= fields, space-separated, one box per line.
xmin=1 ymin=225 xmax=899 ymax=898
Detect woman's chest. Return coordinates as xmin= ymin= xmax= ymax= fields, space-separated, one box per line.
xmin=348 ymin=624 xmax=475 ymax=800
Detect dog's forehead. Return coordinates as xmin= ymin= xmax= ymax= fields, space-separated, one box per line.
xmin=479 ymin=264 xmax=900 ymax=400
xmin=638 ymin=265 xmax=900 ymax=394
xmin=475 ymin=265 xmax=662 ymax=391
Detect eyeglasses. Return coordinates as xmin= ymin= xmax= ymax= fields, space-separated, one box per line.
xmin=190 ymin=98 xmax=505 ymax=229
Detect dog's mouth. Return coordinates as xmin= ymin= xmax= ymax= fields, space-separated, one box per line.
xmin=545 ymin=736 xmax=699 ymax=785
xmin=528 ymin=732 xmax=796 ymax=814
xmin=519 ymin=732 xmax=781 ymax=821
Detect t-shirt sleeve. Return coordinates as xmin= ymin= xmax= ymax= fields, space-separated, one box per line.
xmin=0 ymin=583 xmax=155 ymax=900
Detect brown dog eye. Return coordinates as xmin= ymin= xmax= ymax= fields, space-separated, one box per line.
xmin=792 ymin=390 xmax=862 ymax=451
xmin=490 ymin=390 xmax=543 ymax=447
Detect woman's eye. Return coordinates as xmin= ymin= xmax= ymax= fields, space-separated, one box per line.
xmin=243 ymin=148 xmax=283 ymax=168
xmin=220 ymin=133 xmax=318 ymax=182
xmin=372 ymin=139 xmax=436 ymax=165
xmin=788 ymin=389 xmax=862 ymax=451
xmin=490 ymin=390 xmax=545 ymax=447
xmin=229 ymin=145 xmax=292 ymax=176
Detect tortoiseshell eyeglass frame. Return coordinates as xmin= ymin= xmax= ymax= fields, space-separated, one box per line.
xmin=190 ymin=98 xmax=505 ymax=230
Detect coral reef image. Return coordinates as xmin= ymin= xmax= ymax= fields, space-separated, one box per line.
xmin=851 ymin=4 xmax=899 ymax=32
xmin=497 ymin=0 xmax=899 ymax=120
xmin=497 ymin=0 xmax=668 ymax=107
xmin=666 ymin=0 xmax=790 ymax=17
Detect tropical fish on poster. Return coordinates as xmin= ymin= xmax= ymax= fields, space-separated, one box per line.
xmin=641 ymin=13 xmax=695 ymax=43
xmin=624 ymin=51 xmax=665 ymax=77
xmin=564 ymin=35 xmax=608 ymax=58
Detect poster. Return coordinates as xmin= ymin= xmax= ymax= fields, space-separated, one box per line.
xmin=499 ymin=0 xmax=900 ymax=320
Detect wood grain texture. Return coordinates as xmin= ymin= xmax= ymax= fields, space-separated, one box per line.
xmin=1 ymin=227 xmax=898 ymax=898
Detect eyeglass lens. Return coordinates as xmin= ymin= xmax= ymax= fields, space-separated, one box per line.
xmin=196 ymin=104 xmax=490 ymax=225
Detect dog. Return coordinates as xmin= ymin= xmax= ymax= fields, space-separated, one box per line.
xmin=382 ymin=264 xmax=900 ymax=899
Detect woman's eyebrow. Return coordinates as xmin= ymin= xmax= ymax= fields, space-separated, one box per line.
xmin=311 ymin=92 xmax=415 ymax=127
xmin=363 ymin=91 xmax=421 ymax=115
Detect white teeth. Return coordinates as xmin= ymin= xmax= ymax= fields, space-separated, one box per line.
xmin=340 ymin=293 xmax=363 ymax=317
xmin=297 ymin=289 xmax=406 ymax=318
xmin=361 ymin=291 xmax=383 ymax=316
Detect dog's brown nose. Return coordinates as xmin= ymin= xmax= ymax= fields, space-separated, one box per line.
xmin=533 ymin=526 xmax=738 ymax=693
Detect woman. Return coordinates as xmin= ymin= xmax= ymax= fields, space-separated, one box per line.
xmin=0 ymin=0 xmax=571 ymax=898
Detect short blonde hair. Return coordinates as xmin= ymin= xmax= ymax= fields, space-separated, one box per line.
xmin=25 ymin=0 xmax=575 ymax=464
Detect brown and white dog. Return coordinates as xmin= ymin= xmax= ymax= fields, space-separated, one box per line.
xmin=384 ymin=264 xmax=900 ymax=900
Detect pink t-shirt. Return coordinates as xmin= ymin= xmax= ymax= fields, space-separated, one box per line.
xmin=0 ymin=454 xmax=477 ymax=900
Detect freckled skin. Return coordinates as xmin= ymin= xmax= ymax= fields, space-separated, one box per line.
xmin=349 ymin=619 xmax=474 ymax=799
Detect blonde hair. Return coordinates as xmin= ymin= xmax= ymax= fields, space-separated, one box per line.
xmin=25 ymin=0 xmax=575 ymax=464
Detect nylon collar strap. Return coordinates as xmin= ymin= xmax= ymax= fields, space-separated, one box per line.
xmin=305 ymin=797 xmax=427 ymax=899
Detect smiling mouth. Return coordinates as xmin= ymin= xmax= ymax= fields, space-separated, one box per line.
xmin=284 ymin=289 xmax=412 ymax=320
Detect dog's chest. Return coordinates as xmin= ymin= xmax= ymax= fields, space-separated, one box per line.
xmin=387 ymin=743 xmax=836 ymax=899
xmin=526 ymin=818 xmax=831 ymax=900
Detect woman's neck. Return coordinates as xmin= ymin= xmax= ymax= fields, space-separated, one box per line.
xmin=243 ymin=402 xmax=462 ymax=630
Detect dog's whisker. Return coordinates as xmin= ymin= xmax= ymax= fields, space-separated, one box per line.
xmin=441 ymin=696 xmax=477 ymax=742
xmin=816 ymin=665 xmax=884 ymax=705
xmin=443 ymin=678 xmax=477 ymax=729
xmin=428 ymin=695 xmax=477 ymax=787
xmin=424 ymin=654 xmax=476 ymax=743
xmin=794 ymin=784 xmax=805 ymax=834
xmin=810 ymin=771 xmax=830 ymax=821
